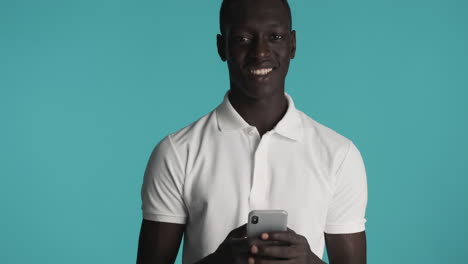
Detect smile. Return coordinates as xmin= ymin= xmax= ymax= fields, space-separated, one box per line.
xmin=249 ymin=68 xmax=273 ymax=76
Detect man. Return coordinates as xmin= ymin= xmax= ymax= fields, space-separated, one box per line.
xmin=137 ymin=0 xmax=367 ymax=263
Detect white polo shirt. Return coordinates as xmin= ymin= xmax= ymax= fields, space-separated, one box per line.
xmin=141 ymin=91 xmax=367 ymax=264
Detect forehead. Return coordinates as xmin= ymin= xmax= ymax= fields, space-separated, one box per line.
xmin=224 ymin=0 xmax=291 ymax=30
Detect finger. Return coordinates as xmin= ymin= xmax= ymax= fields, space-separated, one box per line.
xmin=257 ymin=236 xmax=290 ymax=247
xmin=260 ymin=234 xmax=293 ymax=246
xmin=220 ymin=236 xmax=249 ymax=255
xmin=250 ymin=239 xmax=287 ymax=247
xmin=239 ymin=237 xmax=273 ymax=253
xmin=260 ymin=228 xmax=296 ymax=240
xmin=267 ymin=231 xmax=306 ymax=246
xmin=252 ymin=245 xmax=299 ymax=259
xmin=250 ymin=257 xmax=296 ymax=264
xmin=249 ymin=240 xmax=290 ymax=257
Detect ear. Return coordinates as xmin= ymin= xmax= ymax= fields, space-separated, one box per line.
xmin=217 ymin=34 xmax=227 ymax=61
xmin=290 ymin=30 xmax=296 ymax=59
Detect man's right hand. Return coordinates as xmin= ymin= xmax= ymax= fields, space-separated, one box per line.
xmin=200 ymin=224 xmax=284 ymax=264
xmin=208 ymin=224 xmax=251 ymax=263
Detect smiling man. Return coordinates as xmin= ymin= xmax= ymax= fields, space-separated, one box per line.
xmin=136 ymin=0 xmax=367 ymax=264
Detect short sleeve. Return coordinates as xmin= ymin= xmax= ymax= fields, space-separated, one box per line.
xmin=324 ymin=142 xmax=368 ymax=234
xmin=141 ymin=135 xmax=187 ymax=224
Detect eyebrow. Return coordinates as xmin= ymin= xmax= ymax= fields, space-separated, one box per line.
xmin=228 ymin=23 xmax=290 ymax=31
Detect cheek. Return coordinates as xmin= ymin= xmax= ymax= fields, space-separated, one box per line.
xmin=227 ymin=60 xmax=242 ymax=73
xmin=277 ymin=49 xmax=292 ymax=67
xmin=278 ymin=45 xmax=292 ymax=59
xmin=227 ymin=51 xmax=247 ymax=72
xmin=227 ymin=44 xmax=241 ymax=57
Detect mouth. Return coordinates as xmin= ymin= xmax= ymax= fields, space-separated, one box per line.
xmin=248 ymin=67 xmax=274 ymax=76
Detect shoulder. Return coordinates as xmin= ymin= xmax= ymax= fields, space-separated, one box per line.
xmin=155 ymin=108 xmax=217 ymax=155
xmin=297 ymin=110 xmax=356 ymax=171
xmin=168 ymin=109 xmax=217 ymax=145
xmin=299 ymin=110 xmax=352 ymax=149
xmin=147 ymin=109 xmax=217 ymax=176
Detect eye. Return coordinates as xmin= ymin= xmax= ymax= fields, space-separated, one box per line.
xmin=271 ymin=34 xmax=284 ymax=41
xmin=233 ymin=36 xmax=251 ymax=43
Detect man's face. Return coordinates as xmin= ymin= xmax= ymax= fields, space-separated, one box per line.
xmin=218 ymin=0 xmax=296 ymax=100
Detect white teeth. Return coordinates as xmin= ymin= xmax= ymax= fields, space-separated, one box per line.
xmin=250 ymin=68 xmax=273 ymax=75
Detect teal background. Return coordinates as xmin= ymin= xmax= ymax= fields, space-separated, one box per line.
xmin=1 ymin=0 xmax=467 ymax=263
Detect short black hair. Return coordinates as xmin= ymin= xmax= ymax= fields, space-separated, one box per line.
xmin=219 ymin=0 xmax=292 ymax=35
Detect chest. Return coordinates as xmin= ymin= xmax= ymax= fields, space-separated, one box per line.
xmin=183 ymin=134 xmax=333 ymax=221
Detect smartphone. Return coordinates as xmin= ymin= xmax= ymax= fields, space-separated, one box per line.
xmin=247 ymin=210 xmax=288 ymax=238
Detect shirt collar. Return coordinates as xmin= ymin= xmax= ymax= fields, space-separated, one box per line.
xmin=215 ymin=91 xmax=303 ymax=141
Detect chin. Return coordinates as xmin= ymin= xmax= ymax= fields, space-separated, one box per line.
xmin=243 ymin=84 xmax=282 ymax=99
xmin=230 ymin=76 xmax=284 ymax=101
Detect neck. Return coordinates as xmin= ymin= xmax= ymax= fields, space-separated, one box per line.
xmin=228 ymin=88 xmax=288 ymax=136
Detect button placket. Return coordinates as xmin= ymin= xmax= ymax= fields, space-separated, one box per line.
xmin=249 ymin=134 xmax=270 ymax=209
xmin=245 ymin=127 xmax=260 ymax=154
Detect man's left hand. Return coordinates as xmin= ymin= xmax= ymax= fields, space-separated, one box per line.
xmin=248 ymin=228 xmax=325 ymax=264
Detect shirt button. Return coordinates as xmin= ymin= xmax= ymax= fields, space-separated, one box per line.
xmin=248 ymin=128 xmax=256 ymax=135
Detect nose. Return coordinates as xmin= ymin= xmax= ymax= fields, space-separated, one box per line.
xmin=249 ymin=37 xmax=271 ymax=59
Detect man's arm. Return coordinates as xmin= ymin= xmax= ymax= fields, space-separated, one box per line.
xmin=136 ymin=219 xmax=185 ymax=264
xmin=325 ymin=231 xmax=366 ymax=264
